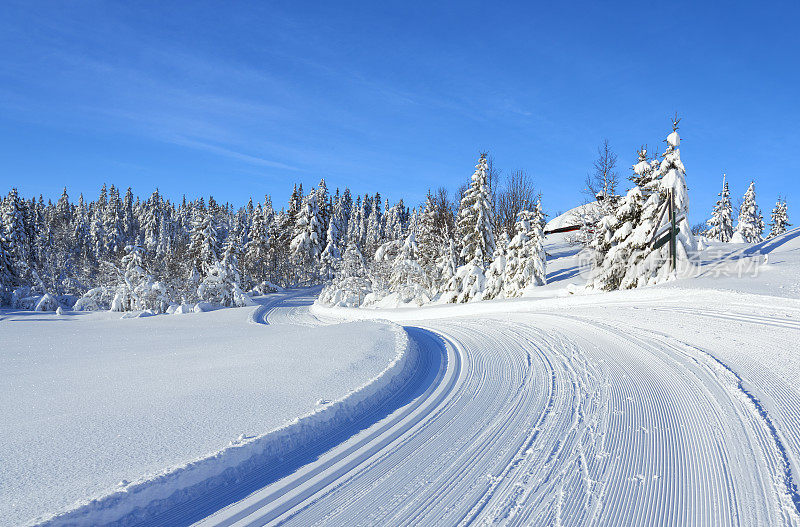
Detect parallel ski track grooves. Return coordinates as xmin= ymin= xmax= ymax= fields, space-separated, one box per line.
xmin=647 ymin=306 xmax=800 ymax=331
xmin=267 ymin=319 xmax=597 ymax=527
xmin=195 ymin=300 xmax=800 ymax=526
xmin=552 ymin=312 xmax=800 ymax=526
xmin=128 ymin=292 xmax=445 ymax=527
xmin=201 ymin=327 xmax=456 ymax=527
xmin=261 ymin=310 xmax=800 ymax=526
xmin=631 ymin=302 xmax=800 ymax=514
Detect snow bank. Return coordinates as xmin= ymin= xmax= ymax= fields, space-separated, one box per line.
xmin=34 ymin=320 xmax=418 ymax=527
xmin=0 ymin=300 xmax=417 ymax=526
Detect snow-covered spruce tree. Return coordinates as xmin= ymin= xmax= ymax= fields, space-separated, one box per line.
xmin=371 ymin=233 xmax=403 ymax=295
xmin=586 ymin=147 xmax=652 ymax=291
xmin=585 ymin=186 xmax=646 ymax=291
xmin=104 ymin=185 xmax=124 ymax=256
xmin=197 ymin=234 xmax=253 ymax=307
xmin=447 ymin=153 xmax=496 ymax=302
xmin=731 ymin=181 xmax=764 ymax=243
xmin=384 ymin=202 xmax=405 ymax=243
xmin=364 ymin=206 xmax=383 ymax=259
xmin=768 ymin=199 xmax=790 ymax=239
xmin=619 ymin=118 xmax=696 ymax=288
xmin=123 ymin=187 xmax=136 ymax=244
xmin=434 ymin=239 xmax=458 ymax=299
xmin=706 ymin=174 xmax=734 ymax=242
xmin=416 ymin=191 xmax=443 ymax=288
xmin=0 ymin=233 xmax=16 ymax=301
xmin=2 ymin=188 xmax=27 ymax=278
xmin=346 ymin=200 xmax=362 ymax=251
xmin=388 ymin=232 xmax=428 ymax=305
xmin=315 ymin=178 xmax=330 ymax=233
xmin=458 ymin=154 xmax=496 ymax=268
xmin=141 ymin=189 xmax=161 ymax=253
xmin=502 ymin=200 xmax=546 ymax=297
xmin=290 ymin=189 xmax=324 ymax=284
xmin=588 ymin=119 xmax=695 ymax=290
xmin=357 ymin=197 xmax=370 ymax=255
xmin=73 ymin=194 xmax=89 ymax=249
xmin=187 ymin=207 xmax=219 ymax=281
xmin=242 ymin=203 xmax=270 ymax=288
xmin=320 ymin=195 xmax=347 ymax=280
xmin=483 ymin=232 xmax=510 ymax=300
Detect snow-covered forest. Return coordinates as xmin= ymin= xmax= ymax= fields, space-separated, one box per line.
xmin=0 ymin=149 xmax=546 ymax=311
xmin=0 ymin=120 xmax=789 ymax=312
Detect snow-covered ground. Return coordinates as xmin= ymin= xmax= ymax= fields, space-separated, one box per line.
xmin=202 ymin=227 xmax=800 ymax=526
xmin=0 ymin=291 xmax=416 ymax=526
xmin=4 ymin=225 xmax=800 ymax=526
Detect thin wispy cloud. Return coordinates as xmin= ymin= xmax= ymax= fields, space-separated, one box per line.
xmin=169 ymin=137 xmax=300 ymax=171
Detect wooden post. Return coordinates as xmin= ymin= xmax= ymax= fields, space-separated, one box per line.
xmin=669 ymin=189 xmax=677 ymax=271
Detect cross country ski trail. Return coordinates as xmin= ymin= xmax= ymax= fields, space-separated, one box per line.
xmin=202 ymin=298 xmax=800 ymax=526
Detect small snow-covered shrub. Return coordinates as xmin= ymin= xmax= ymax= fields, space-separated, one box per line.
xmin=319 ymin=276 xmax=373 ymax=307
xmin=250 ymin=281 xmax=280 ymax=297
xmin=197 ymin=262 xmax=254 ymax=307
xmin=449 ymin=262 xmax=486 ymax=303
xmin=390 ymin=283 xmax=430 ymax=306
xmin=11 ymin=287 xmax=35 ymax=309
xmin=73 ymin=287 xmax=115 ymax=311
xmin=34 ymin=293 xmax=59 ymax=312
xmin=193 ymin=302 xmax=215 ymax=313
xmin=173 ymin=304 xmax=193 ymax=315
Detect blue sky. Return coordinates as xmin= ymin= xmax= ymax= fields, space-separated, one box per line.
xmin=1 ymin=1 xmax=797 ymax=222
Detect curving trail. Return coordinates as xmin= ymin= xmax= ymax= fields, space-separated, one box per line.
xmin=195 ymin=293 xmax=800 ymax=526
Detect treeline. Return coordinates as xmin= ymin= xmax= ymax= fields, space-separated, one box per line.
xmin=0 ymin=181 xmax=410 ymax=310
xmin=0 ymin=153 xmax=548 ymax=311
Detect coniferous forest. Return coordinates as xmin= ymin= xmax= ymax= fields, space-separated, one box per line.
xmin=0 ymin=120 xmax=790 ymax=312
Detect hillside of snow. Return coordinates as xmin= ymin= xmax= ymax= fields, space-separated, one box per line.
xmin=544 ymin=201 xmax=598 ymax=232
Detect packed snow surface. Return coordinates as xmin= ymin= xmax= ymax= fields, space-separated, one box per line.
xmin=0 ymin=292 xmax=410 ymax=526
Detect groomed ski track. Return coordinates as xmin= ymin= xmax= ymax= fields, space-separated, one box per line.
xmin=195 ymin=291 xmax=800 ymax=527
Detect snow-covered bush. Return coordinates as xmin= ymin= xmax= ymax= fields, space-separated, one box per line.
xmin=73 ymin=286 xmax=116 ymax=311
xmin=34 ymin=293 xmax=60 ymax=312
xmin=447 ymin=262 xmax=486 ymax=303
xmin=319 ymin=276 xmax=373 ymax=307
xmin=197 ymin=261 xmax=254 ymax=307
xmin=482 ymin=233 xmax=509 ymax=300
xmin=111 ymin=245 xmax=172 ymax=313
xmin=10 ymin=286 xmax=33 ymax=309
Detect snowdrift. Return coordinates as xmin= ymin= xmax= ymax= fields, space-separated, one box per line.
xmin=34 ymin=320 xmax=419 ymax=527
